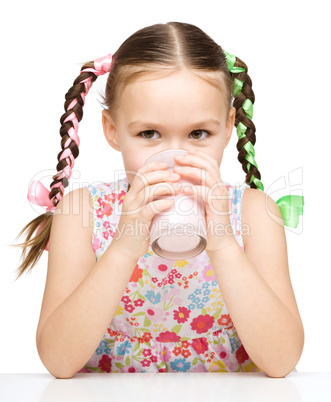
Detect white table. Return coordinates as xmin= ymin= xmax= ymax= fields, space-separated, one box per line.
xmin=0 ymin=372 xmax=330 ymax=402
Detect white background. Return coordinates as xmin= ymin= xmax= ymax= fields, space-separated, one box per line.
xmin=1 ymin=0 xmax=329 ymax=373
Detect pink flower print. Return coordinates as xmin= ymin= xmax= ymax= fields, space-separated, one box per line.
xmin=103 ymin=231 xmax=110 ymax=240
xmin=191 ymin=337 xmax=209 ymax=355
xmin=103 ymin=221 xmax=110 ymax=229
xmin=145 ymin=307 xmax=164 ymax=323
xmin=173 ymin=306 xmax=191 ymax=323
xmin=159 ymin=346 xmax=172 ymax=362
xmin=201 ymin=263 xmax=216 ymax=282
xmin=190 ymin=314 xmax=214 ymax=334
xmin=150 ymin=256 xmax=172 ymax=272
xmin=102 ymin=201 xmax=113 ymax=217
xmin=155 ymin=331 xmax=181 ymax=343
xmin=96 ymin=208 xmax=104 ymax=219
xmin=97 ymin=196 xmax=103 ymax=206
xmin=92 ymin=233 xmax=101 ymax=252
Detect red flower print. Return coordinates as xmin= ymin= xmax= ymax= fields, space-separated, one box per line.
xmin=141 ymin=359 xmax=152 ymax=367
xmin=133 ymin=298 xmax=145 ymax=307
xmin=124 ymin=304 xmax=135 ymax=313
xmin=96 ymin=208 xmax=104 ymax=219
xmin=129 ymin=265 xmax=143 ymax=283
xmin=121 ymin=296 xmax=131 ymax=304
xmin=181 ymin=349 xmax=191 ymax=358
xmin=155 ymin=331 xmax=181 ymax=343
xmin=173 ymin=306 xmax=191 ymax=323
xmin=142 ymin=349 xmax=152 ymax=357
xmin=191 ymin=337 xmax=209 ymax=355
xmin=141 ymin=332 xmax=152 ymax=343
xmin=103 ymin=221 xmax=110 ymax=229
xmin=118 ymin=189 xmax=126 ymax=205
xmin=103 ymin=231 xmax=110 ymax=240
xmin=97 ymin=196 xmax=103 ymax=206
xmin=236 ymin=344 xmax=249 ymax=364
xmin=217 ymin=314 xmax=232 ymax=327
xmin=173 ymin=347 xmax=182 ymax=356
xmin=190 ymin=314 xmax=214 ymax=334
xmin=181 ymin=340 xmax=190 ymax=349
xmin=98 ymin=355 xmax=112 ymax=373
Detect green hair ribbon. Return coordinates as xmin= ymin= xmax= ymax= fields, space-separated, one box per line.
xmin=224 ymin=51 xmax=304 ymax=229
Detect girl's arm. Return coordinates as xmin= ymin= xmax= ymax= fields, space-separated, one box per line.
xmin=207 ymin=188 xmax=304 ymax=378
xmin=36 ymin=187 xmax=138 ymax=379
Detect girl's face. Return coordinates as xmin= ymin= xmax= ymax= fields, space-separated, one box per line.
xmin=102 ymin=69 xmax=236 ymax=186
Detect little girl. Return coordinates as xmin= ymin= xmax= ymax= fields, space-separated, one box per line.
xmin=14 ymin=22 xmax=304 ymax=378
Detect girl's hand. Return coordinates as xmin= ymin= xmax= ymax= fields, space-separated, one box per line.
xmin=112 ymin=162 xmax=182 ymax=261
xmin=174 ymin=149 xmax=237 ymax=255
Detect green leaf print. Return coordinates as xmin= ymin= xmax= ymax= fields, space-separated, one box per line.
xmin=179 ymin=337 xmax=191 ymax=341
xmin=213 ymin=308 xmax=223 ymax=320
xmin=115 ymin=362 xmax=125 ymax=370
xmin=125 ymin=355 xmax=130 ymax=366
xmin=143 ymin=317 xmax=151 ymax=327
xmin=84 ymin=366 xmax=101 ymax=372
xmin=132 ymin=312 xmax=145 ymax=317
xmin=201 ymin=308 xmax=208 ymax=316
xmin=170 ymin=324 xmax=182 ymax=334
xmin=192 ymin=358 xmax=198 ymax=365
xmin=134 ymin=342 xmax=140 ymax=352
xmin=138 ymin=278 xmax=144 ymax=287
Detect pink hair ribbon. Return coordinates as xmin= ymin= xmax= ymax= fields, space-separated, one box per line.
xmin=27 ymin=53 xmax=113 ymax=251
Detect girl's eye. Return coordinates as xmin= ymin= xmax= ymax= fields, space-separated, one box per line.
xmin=138 ymin=129 xmax=211 ymax=141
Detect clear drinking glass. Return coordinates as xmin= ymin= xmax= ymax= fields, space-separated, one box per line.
xmin=143 ymin=149 xmax=207 ymax=260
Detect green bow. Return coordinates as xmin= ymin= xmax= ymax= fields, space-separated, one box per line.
xmin=224 ymin=51 xmax=304 ymax=228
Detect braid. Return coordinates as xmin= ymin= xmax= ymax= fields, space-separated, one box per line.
xmin=26 ymin=54 xmax=112 ymax=251
xmin=49 ymin=68 xmax=98 ymax=208
xmin=224 ymin=52 xmax=263 ymax=191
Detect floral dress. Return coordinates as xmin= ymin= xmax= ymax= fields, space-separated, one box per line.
xmin=77 ymin=175 xmax=297 ymax=374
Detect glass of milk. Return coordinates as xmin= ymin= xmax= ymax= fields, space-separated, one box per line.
xmin=143 ymin=149 xmax=207 ymax=260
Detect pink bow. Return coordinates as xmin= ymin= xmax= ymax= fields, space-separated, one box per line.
xmin=81 ymin=54 xmax=112 ymax=76
xmin=27 ymin=180 xmax=56 ymax=213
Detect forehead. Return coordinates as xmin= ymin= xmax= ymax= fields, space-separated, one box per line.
xmin=117 ymin=69 xmax=228 ymax=125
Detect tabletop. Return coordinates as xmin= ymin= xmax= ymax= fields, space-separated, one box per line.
xmin=0 ymin=372 xmax=330 ymax=402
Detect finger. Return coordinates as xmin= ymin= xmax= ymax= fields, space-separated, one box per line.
xmin=173 ymin=164 xmax=212 ymax=187
xmin=187 ymin=148 xmax=218 ymax=167
xmin=131 ymin=169 xmax=181 ymax=194
xmin=183 ymin=184 xmax=230 ymax=216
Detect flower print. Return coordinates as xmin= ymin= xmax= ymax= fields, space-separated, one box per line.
xmin=118 ymin=189 xmax=127 ymax=205
xmin=191 ymin=337 xmax=209 ymax=355
xmin=190 ymin=314 xmax=214 ymax=334
xmin=133 ymin=298 xmax=145 ymax=307
xmin=173 ymin=260 xmax=189 ymax=269
xmin=201 ymin=263 xmax=216 ymax=282
xmin=173 ymin=306 xmax=191 ymax=323
xmin=96 ymin=208 xmax=104 ymax=219
xmin=233 ymin=188 xmax=240 ymax=205
xmin=155 ymin=331 xmax=181 ymax=343
xmin=116 ymin=340 xmax=132 ymax=356
xmin=103 ymin=231 xmax=110 ymax=240
xmin=235 ymin=344 xmax=249 ymax=365
xmin=103 ymin=221 xmax=110 ymax=229
xmin=92 ymin=233 xmax=101 ymax=252
xmin=209 ymin=359 xmax=228 ymax=372
xmin=170 ymin=358 xmax=191 ymax=372
xmin=145 ymin=306 xmax=163 ymax=323
xmin=89 ymin=186 xmax=97 ymax=196
xmin=150 ymin=255 xmax=173 ymax=272
xmin=145 ymin=290 xmax=161 ymax=304
xmin=102 ymin=202 xmax=113 ymax=217
xmin=97 ymin=196 xmax=103 ymax=207
xmin=142 ymin=348 xmax=152 ymax=357
xmin=129 ymin=265 xmax=143 ymax=283
xmin=217 ymin=314 xmax=232 ymax=327
xmin=98 ymin=355 xmax=112 ymax=373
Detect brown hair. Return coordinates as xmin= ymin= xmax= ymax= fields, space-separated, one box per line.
xmin=12 ymin=21 xmax=259 ymax=280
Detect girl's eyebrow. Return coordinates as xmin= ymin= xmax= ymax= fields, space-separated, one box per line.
xmin=128 ymin=119 xmax=221 ymax=128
